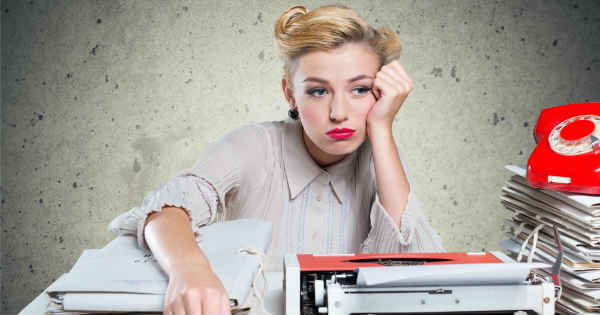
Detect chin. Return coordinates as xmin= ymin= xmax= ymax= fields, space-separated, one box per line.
xmin=322 ymin=138 xmax=364 ymax=156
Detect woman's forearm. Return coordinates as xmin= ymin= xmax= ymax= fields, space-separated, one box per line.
xmin=145 ymin=207 xmax=232 ymax=313
xmin=144 ymin=206 xmax=212 ymax=276
xmin=368 ymin=125 xmax=410 ymax=227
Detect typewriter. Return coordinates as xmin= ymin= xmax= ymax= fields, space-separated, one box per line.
xmin=283 ymin=252 xmax=556 ymax=315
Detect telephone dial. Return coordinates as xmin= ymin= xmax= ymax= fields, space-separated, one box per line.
xmin=526 ymin=102 xmax=600 ymax=195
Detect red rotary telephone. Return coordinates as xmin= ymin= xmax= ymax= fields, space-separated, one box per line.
xmin=526 ymin=102 xmax=600 ymax=195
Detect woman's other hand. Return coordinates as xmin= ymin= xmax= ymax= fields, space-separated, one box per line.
xmin=367 ymin=60 xmax=414 ymax=133
xmin=163 ymin=262 xmax=232 ymax=315
xmin=143 ymin=206 xmax=231 ymax=314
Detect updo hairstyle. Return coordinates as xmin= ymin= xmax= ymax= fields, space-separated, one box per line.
xmin=273 ymin=4 xmax=402 ymax=90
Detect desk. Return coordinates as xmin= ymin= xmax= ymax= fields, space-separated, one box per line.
xmin=19 ymin=272 xmax=284 ymax=315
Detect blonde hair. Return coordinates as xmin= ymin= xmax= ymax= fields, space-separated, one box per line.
xmin=274 ymin=4 xmax=402 ymax=89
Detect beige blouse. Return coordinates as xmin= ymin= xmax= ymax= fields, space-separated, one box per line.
xmin=108 ymin=119 xmax=445 ymax=271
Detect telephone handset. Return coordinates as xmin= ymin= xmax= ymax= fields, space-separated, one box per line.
xmin=526 ymin=102 xmax=600 ymax=195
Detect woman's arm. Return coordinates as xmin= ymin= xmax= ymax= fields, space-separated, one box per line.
xmin=106 ymin=124 xmax=269 ymax=314
xmin=367 ymin=60 xmax=414 ymax=228
xmin=144 ymin=206 xmax=210 ymax=278
xmin=367 ymin=126 xmax=409 ymax=227
xmin=360 ymin=60 xmax=444 ymax=253
xmin=144 ymin=206 xmax=231 ymax=315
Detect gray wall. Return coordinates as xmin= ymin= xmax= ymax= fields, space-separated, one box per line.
xmin=2 ymin=0 xmax=599 ymax=312
xmin=0 ymin=1 xmax=2 ymax=309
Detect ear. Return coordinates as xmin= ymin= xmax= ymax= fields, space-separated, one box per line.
xmin=281 ymin=78 xmax=296 ymax=108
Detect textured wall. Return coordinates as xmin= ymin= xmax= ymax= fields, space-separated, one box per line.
xmin=2 ymin=0 xmax=599 ymax=312
xmin=0 ymin=1 xmax=2 ymax=308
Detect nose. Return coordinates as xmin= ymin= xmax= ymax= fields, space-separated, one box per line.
xmin=329 ymin=93 xmax=348 ymax=122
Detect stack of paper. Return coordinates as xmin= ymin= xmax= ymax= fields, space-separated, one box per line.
xmin=44 ymin=219 xmax=273 ymax=315
xmin=499 ymin=165 xmax=600 ymax=314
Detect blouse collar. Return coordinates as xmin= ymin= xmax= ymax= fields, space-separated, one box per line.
xmin=282 ymin=120 xmax=366 ymax=204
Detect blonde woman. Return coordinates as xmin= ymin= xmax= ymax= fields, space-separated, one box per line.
xmin=108 ymin=4 xmax=444 ymax=315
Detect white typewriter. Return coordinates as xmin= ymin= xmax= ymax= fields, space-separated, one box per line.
xmin=283 ymin=252 xmax=557 ymax=315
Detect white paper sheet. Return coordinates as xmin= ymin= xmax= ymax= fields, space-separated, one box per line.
xmin=500 ymin=239 xmax=600 ymax=281
xmin=507 ymin=206 xmax=600 ymax=246
xmin=355 ymin=262 xmax=550 ymax=287
xmin=509 ymin=175 xmax=600 ymax=216
xmin=501 ymin=195 xmax=598 ymax=234
xmin=505 ymin=165 xmax=600 ymax=209
xmin=21 ymin=271 xmax=286 ymax=315
xmin=46 ymin=219 xmax=273 ymax=312
xmin=504 ymin=180 xmax=599 ymax=224
xmin=504 ymin=219 xmax=597 ymax=263
xmin=62 ymin=293 xmax=163 ymax=312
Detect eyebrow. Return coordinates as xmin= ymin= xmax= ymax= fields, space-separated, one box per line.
xmin=303 ymin=74 xmax=373 ymax=84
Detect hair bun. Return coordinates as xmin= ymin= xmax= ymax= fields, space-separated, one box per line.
xmin=375 ymin=27 xmax=402 ymax=63
xmin=273 ymin=4 xmax=403 ymax=86
xmin=274 ymin=5 xmax=308 ymax=37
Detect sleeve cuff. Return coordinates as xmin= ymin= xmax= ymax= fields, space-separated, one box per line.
xmin=360 ymin=193 xmax=415 ymax=253
xmin=107 ymin=174 xmax=218 ymax=251
xmin=360 ymin=192 xmax=445 ymax=253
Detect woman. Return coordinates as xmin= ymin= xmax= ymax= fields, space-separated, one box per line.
xmin=108 ymin=4 xmax=444 ymax=315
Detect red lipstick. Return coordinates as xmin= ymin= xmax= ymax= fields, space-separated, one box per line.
xmin=326 ymin=128 xmax=355 ymax=140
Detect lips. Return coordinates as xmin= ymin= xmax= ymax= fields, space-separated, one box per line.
xmin=327 ymin=128 xmax=355 ymax=139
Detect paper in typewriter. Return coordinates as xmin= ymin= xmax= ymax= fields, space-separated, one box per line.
xmin=356 ymin=260 xmax=550 ymax=287
xmin=46 ymin=218 xmax=272 ymax=314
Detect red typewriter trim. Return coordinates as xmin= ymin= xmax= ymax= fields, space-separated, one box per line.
xmin=297 ymin=252 xmax=503 ymax=271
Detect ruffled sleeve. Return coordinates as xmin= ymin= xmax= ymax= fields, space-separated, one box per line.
xmin=359 ymin=191 xmax=445 ymax=253
xmin=107 ymin=174 xmax=220 ymax=251
xmin=358 ymin=145 xmax=445 ymax=253
xmin=107 ymin=124 xmax=268 ymax=250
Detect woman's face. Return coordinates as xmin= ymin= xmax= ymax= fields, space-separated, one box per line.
xmin=284 ymin=42 xmax=381 ymax=167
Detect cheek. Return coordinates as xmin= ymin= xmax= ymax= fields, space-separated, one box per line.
xmin=298 ymin=96 xmax=329 ymax=123
xmin=355 ymin=97 xmax=376 ymax=118
xmin=298 ymin=101 xmax=323 ymax=125
xmin=301 ymin=107 xmax=318 ymax=124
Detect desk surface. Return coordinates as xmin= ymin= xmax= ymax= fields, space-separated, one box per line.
xmin=19 ymin=272 xmax=284 ymax=315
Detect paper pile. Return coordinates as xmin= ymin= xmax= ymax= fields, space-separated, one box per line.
xmin=44 ymin=219 xmax=272 ymax=315
xmin=499 ymin=165 xmax=600 ymax=314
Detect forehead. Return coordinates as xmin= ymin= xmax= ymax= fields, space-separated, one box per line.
xmin=294 ymin=42 xmax=380 ymax=83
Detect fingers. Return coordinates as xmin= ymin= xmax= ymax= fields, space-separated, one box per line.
xmin=164 ymin=291 xmax=210 ymax=315
xmin=163 ymin=293 xmax=174 ymax=315
xmin=374 ymin=72 xmax=395 ymax=97
xmin=388 ymin=60 xmax=412 ymax=83
xmin=384 ymin=60 xmax=411 ymax=82
xmin=165 ymin=293 xmax=229 ymax=315
xmin=201 ymin=290 xmax=231 ymax=315
xmin=375 ymin=65 xmax=413 ymax=99
xmin=182 ymin=290 xmax=204 ymax=315
xmin=378 ymin=60 xmax=414 ymax=92
xmin=369 ymin=61 xmax=413 ymax=126
xmin=371 ymin=85 xmax=382 ymax=100
xmin=163 ymin=267 xmax=231 ymax=315
xmin=163 ymin=295 xmax=186 ymax=315
xmin=374 ymin=71 xmax=403 ymax=101
xmin=222 ymin=296 xmax=232 ymax=314
xmin=172 ymin=296 xmax=187 ymax=315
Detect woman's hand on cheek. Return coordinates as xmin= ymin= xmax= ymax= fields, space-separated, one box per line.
xmin=367 ymin=60 xmax=414 ymax=133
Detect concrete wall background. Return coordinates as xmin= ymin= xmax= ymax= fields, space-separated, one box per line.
xmin=2 ymin=0 xmax=598 ymax=311
xmin=0 ymin=2 xmax=2 ymax=309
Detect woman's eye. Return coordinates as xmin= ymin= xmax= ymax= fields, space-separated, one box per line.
xmin=352 ymin=86 xmax=372 ymax=96
xmin=307 ymin=88 xmax=327 ymax=97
